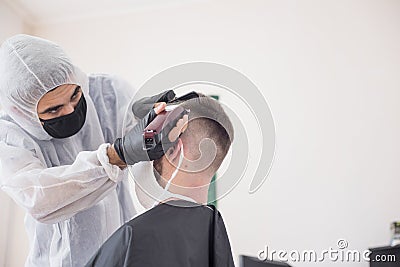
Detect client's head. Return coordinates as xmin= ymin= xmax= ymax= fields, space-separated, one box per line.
xmin=153 ymin=93 xmax=234 ymax=203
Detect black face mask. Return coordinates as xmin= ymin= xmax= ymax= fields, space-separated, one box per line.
xmin=40 ymin=94 xmax=87 ymax=139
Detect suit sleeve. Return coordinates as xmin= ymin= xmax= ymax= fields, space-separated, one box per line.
xmin=0 ymin=121 xmax=126 ymax=224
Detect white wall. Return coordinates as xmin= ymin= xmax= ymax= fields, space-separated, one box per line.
xmin=0 ymin=1 xmax=31 ymax=266
xmin=2 ymin=0 xmax=400 ymax=266
xmin=0 ymin=1 xmax=29 ymax=41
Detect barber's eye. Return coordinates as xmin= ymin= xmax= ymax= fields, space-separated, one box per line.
xmin=72 ymin=90 xmax=80 ymax=99
xmin=47 ymin=107 xmax=61 ymax=114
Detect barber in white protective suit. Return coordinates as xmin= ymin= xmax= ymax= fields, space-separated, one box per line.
xmin=0 ymin=34 xmax=180 ymax=267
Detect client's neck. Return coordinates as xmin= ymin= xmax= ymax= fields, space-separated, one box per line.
xmin=163 ymin=172 xmax=213 ymax=204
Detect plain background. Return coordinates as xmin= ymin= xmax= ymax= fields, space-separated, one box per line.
xmin=1 ymin=0 xmax=400 ymax=266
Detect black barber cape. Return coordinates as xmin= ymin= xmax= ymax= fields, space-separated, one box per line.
xmin=85 ymin=199 xmax=235 ymax=267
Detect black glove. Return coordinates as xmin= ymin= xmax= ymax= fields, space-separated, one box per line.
xmin=131 ymin=90 xmax=176 ymax=119
xmin=114 ymin=107 xmax=187 ymax=165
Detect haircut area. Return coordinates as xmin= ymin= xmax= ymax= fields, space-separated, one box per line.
xmin=1 ymin=1 xmax=400 ymax=267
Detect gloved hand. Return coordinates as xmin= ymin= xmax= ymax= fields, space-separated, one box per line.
xmin=131 ymin=90 xmax=176 ymax=119
xmin=114 ymin=104 xmax=188 ymax=165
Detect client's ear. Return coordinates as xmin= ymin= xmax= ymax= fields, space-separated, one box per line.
xmin=165 ymin=138 xmax=183 ymax=164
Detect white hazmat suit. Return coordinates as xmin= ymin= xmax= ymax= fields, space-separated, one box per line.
xmin=0 ymin=34 xmax=137 ymax=267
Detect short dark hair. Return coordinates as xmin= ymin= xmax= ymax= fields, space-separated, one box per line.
xmin=178 ymin=93 xmax=234 ymax=172
xmin=153 ymin=93 xmax=234 ymax=181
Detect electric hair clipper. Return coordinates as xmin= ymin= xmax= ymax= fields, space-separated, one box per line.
xmin=143 ymin=105 xmax=189 ymax=150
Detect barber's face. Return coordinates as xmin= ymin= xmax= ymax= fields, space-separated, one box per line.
xmin=37 ymin=84 xmax=82 ymax=122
